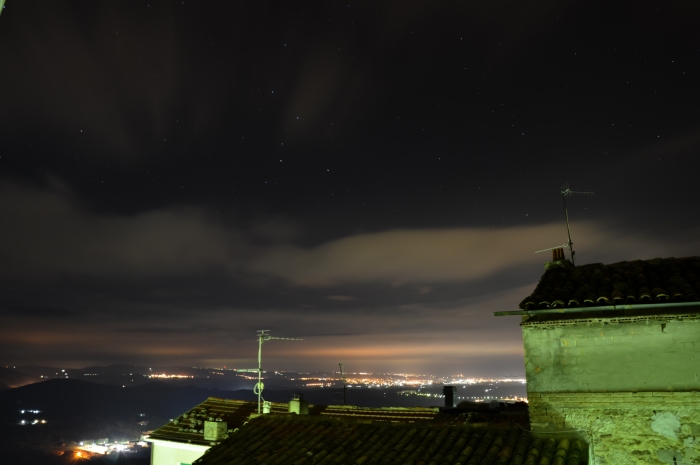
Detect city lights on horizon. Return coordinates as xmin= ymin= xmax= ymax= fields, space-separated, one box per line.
xmin=10 ymin=363 xmax=526 ymax=389
xmin=147 ymin=373 xmax=194 ymax=379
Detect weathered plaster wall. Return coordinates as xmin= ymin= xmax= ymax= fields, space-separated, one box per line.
xmin=151 ymin=441 xmax=208 ymax=465
xmin=529 ymin=391 xmax=700 ymax=465
xmin=523 ymin=315 xmax=700 ymax=392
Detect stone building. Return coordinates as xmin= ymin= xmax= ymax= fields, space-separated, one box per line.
xmin=497 ymin=253 xmax=700 ymax=464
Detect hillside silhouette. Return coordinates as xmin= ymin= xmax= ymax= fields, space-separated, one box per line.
xmin=0 ymin=367 xmax=40 ymax=388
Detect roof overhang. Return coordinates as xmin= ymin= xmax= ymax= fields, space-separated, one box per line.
xmin=146 ymin=438 xmax=212 ymax=451
xmin=494 ymin=301 xmax=700 ymax=316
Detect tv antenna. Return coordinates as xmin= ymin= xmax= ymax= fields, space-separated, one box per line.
xmin=339 ymin=363 xmax=347 ymax=405
xmin=535 ymin=183 xmax=594 ymax=266
xmin=237 ymin=330 xmax=302 ymax=414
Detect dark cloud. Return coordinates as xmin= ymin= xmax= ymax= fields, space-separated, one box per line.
xmin=248 ymin=223 xmax=700 ymax=287
xmin=3 ymin=306 xmax=76 ymax=319
xmin=0 ymin=2 xmax=185 ymax=161
xmin=326 ymin=295 xmax=356 ymax=302
xmin=1 ymin=0 xmax=699 ymax=377
xmin=2 ymin=176 xmax=699 ymax=373
xmin=0 ymin=179 xmax=240 ymax=278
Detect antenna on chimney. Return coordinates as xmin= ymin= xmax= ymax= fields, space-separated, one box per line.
xmin=536 ymin=183 xmax=594 ymax=266
xmin=339 ymin=362 xmax=347 ymax=405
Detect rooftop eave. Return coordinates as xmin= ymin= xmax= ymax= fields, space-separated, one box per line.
xmin=494 ymin=301 xmax=700 ymax=316
xmin=146 ymin=437 xmax=212 ymax=449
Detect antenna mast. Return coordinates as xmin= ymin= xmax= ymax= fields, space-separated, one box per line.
xmin=239 ymin=330 xmax=302 ymax=414
xmin=339 ymin=362 xmax=347 ymax=405
xmin=560 ymin=183 xmax=594 ymax=266
xmin=535 ymin=184 xmax=593 ymax=265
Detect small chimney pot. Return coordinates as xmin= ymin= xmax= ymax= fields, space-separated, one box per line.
xmin=545 ymin=247 xmax=570 ymax=271
xmin=442 ymin=386 xmax=457 ymax=409
xmin=289 ymin=393 xmax=309 ymax=414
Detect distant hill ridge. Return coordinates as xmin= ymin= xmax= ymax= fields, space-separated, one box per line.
xmin=0 ymin=378 xmax=256 ymax=428
xmin=0 ymin=367 xmax=40 ymax=388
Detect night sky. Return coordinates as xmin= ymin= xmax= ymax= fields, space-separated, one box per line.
xmin=1 ymin=1 xmax=699 ymax=377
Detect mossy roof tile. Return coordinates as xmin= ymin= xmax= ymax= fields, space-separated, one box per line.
xmin=191 ymin=415 xmax=586 ymax=465
xmin=149 ymin=397 xmax=442 ymax=446
xmin=519 ymin=256 xmax=700 ymax=310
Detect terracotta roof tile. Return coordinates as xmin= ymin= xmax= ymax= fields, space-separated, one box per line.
xmin=314 ymin=405 xmax=441 ymax=423
xmin=149 ymin=398 xmax=444 ymax=445
xmin=149 ymin=397 xmax=291 ymax=445
xmin=519 ymin=256 xmax=700 ymax=310
xmin=191 ymin=415 xmax=586 ymax=465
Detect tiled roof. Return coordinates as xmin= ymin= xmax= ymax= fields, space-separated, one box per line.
xmin=149 ymin=397 xmax=290 ymax=445
xmin=313 ymin=405 xmax=440 ymax=423
xmin=519 ymin=257 xmax=700 ymax=310
xmin=431 ymin=408 xmax=529 ymax=429
xmin=149 ymin=397 xmax=443 ymax=445
xmin=192 ymin=415 xmax=587 ymax=465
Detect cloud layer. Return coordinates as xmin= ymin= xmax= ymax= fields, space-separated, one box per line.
xmin=249 ymin=223 xmax=700 ymax=287
xmin=2 ymin=178 xmax=700 ymax=375
xmin=0 ymin=179 xmax=238 ymax=278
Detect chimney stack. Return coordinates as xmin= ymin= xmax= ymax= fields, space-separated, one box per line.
xmin=545 ymin=247 xmax=570 ymax=271
xmin=442 ymin=386 xmax=457 ymax=409
xmin=203 ymin=420 xmax=228 ymax=440
xmin=289 ymin=393 xmax=309 ymax=414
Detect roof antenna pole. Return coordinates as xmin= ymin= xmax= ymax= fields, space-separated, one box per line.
xmin=535 ymin=184 xmax=593 ymax=264
xmin=257 ymin=330 xmax=265 ymax=414
xmin=339 ymin=362 xmax=347 ymax=405
xmin=560 ymin=183 xmax=594 ymax=266
xmin=563 ymin=189 xmax=574 ymax=265
xmin=248 ymin=330 xmax=303 ymax=414
xmin=253 ymin=329 xmax=303 ymax=414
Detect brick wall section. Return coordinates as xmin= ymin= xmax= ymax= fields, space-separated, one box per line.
xmin=529 ymin=391 xmax=700 ymax=465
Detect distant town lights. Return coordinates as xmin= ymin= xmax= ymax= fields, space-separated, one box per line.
xmin=148 ymin=374 xmax=193 ymax=379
